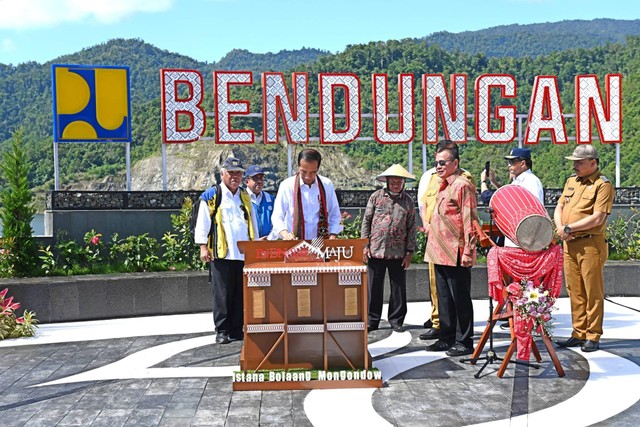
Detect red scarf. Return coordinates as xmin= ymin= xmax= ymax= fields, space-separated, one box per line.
xmin=293 ymin=173 xmax=329 ymax=239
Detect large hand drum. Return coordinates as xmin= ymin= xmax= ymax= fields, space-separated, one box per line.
xmin=489 ymin=185 xmax=553 ymax=251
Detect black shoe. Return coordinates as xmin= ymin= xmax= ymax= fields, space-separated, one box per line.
xmin=581 ymin=340 xmax=600 ymax=352
xmin=555 ymin=336 xmax=586 ymax=348
xmin=446 ymin=343 xmax=474 ymax=357
xmin=229 ymin=332 xmax=244 ymax=341
xmin=425 ymin=340 xmax=451 ymax=352
xmin=419 ymin=328 xmax=440 ymax=340
xmin=423 ymin=319 xmax=433 ymax=329
xmin=215 ymin=332 xmax=230 ymax=344
xmin=499 ymin=321 xmax=511 ymax=330
xmin=391 ymin=324 xmax=405 ymax=333
xmin=368 ymin=324 xmax=379 ymax=332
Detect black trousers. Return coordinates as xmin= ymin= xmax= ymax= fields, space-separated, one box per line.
xmin=434 ymin=263 xmax=474 ymax=348
xmin=367 ymin=257 xmax=407 ymax=328
xmin=210 ymin=259 xmax=244 ymax=335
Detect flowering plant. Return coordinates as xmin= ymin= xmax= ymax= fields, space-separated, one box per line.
xmin=506 ymin=278 xmax=557 ymax=336
xmin=338 ymin=211 xmax=362 ymax=239
xmin=0 ymin=288 xmax=38 ymax=339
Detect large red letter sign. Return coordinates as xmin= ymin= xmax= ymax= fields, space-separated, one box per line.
xmin=161 ymin=69 xmax=205 ymax=143
xmin=262 ymin=72 xmax=309 ymax=144
xmin=475 ymin=74 xmax=516 ymax=143
xmin=214 ymin=71 xmax=254 ymax=144
xmin=372 ymin=74 xmax=414 ymax=144
xmin=319 ymin=73 xmax=361 ymax=144
xmin=525 ymin=76 xmax=568 ymax=144
xmin=423 ymin=74 xmax=467 ymax=144
xmin=576 ymin=74 xmax=622 ymax=144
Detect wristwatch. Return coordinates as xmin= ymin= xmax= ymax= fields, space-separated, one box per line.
xmin=563 ymin=224 xmax=572 ymax=234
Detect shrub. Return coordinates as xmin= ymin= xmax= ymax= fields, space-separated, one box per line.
xmin=606 ymin=208 xmax=640 ymax=260
xmin=0 ymin=130 xmax=37 ymax=276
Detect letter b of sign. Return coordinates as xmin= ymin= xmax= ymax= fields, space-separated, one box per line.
xmin=52 ymin=65 xmax=131 ymax=142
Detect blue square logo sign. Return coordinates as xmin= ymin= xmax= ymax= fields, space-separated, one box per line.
xmin=52 ymin=64 xmax=132 ymax=142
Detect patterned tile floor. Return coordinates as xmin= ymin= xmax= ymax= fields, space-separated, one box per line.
xmin=1 ymin=297 xmax=639 ymax=426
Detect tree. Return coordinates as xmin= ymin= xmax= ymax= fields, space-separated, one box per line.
xmin=0 ymin=129 xmax=37 ymax=276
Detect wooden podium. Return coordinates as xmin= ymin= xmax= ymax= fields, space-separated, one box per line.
xmin=234 ymin=238 xmax=383 ymax=391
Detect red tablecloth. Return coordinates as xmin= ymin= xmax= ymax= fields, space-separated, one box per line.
xmin=486 ymin=244 xmax=563 ymax=360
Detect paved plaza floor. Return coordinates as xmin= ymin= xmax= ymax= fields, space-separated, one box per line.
xmin=1 ymin=297 xmax=640 ymax=426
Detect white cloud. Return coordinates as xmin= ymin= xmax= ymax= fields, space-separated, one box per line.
xmin=1 ymin=37 xmax=16 ymax=53
xmin=0 ymin=0 xmax=175 ymax=30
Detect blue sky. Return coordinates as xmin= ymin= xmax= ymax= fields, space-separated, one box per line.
xmin=1 ymin=0 xmax=639 ymax=66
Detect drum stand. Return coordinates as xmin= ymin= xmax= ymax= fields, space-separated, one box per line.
xmin=461 ymin=209 xmax=539 ymax=378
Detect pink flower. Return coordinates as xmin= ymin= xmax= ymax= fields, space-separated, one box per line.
xmin=90 ymin=235 xmax=101 ymax=245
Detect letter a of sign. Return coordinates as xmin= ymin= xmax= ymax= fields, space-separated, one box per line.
xmin=161 ymin=69 xmax=205 ymax=143
xmin=525 ymin=76 xmax=568 ymax=144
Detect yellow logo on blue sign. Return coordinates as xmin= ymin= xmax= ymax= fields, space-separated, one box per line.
xmin=52 ymin=64 xmax=131 ymax=142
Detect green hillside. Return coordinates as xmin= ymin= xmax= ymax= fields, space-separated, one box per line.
xmin=1 ymin=19 xmax=640 ymax=193
xmin=423 ymin=18 xmax=640 ymax=57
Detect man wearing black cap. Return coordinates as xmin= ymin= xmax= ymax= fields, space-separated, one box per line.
xmin=194 ymin=157 xmax=258 ymax=344
xmin=244 ymin=165 xmax=275 ymax=239
xmin=554 ymin=145 xmax=614 ymax=353
xmin=480 ymin=147 xmax=544 ymax=247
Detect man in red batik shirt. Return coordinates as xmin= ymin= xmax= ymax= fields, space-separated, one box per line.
xmin=423 ymin=140 xmax=478 ymax=357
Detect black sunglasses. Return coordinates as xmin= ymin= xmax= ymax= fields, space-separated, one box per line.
xmin=433 ymin=159 xmax=453 ymax=167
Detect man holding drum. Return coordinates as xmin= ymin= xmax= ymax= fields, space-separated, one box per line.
xmin=554 ymin=145 xmax=614 ymax=353
xmin=480 ymin=147 xmax=544 ymax=247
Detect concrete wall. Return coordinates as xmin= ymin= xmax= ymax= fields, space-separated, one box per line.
xmin=2 ymin=261 xmax=638 ymax=324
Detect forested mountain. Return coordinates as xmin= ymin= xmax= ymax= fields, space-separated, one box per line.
xmin=422 ymin=19 xmax=640 ymax=57
xmin=214 ymin=48 xmax=329 ymax=76
xmin=1 ymin=19 xmax=640 ymax=196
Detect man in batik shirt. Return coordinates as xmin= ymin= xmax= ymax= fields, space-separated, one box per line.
xmin=361 ymin=164 xmax=416 ymax=333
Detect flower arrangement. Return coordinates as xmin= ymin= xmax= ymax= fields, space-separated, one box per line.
xmin=506 ymin=278 xmax=557 ymax=336
xmin=0 ymin=288 xmax=38 ymax=339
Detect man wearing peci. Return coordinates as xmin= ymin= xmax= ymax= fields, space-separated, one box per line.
xmin=554 ymin=145 xmax=614 ymax=353
xmin=244 ymin=165 xmax=275 ymax=240
xmin=361 ymin=164 xmax=416 ymax=333
xmin=271 ymin=148 xmax=343 ymax=240
xmin=194 ymin=157 xmax=258 ymax=345
xmin=423 ymin=141 xmax=478 ymax=357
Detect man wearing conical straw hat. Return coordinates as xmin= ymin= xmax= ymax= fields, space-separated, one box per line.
xmin=361 ymin=164 xmax=417 ymax=333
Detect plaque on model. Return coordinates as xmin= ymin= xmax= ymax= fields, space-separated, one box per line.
xmin=235 ymin=238 xmax=382 ymax=390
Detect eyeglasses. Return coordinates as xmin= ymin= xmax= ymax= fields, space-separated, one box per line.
xmin=433 ymin=160 xmax=453 ymax=167
xmin=249 ymin=175 xmax=265 ymax=181
xmin=507 ymin=158 xmax=523 ymax=165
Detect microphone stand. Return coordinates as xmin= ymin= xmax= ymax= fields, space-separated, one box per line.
xmin=460 ymin=207 xmax=539 ymax=378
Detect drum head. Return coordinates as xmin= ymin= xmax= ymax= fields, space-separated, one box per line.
xmin=515 ymin=215 xmax=554 ymax=252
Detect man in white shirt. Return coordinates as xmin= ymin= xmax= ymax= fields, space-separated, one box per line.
xmin=481 ymin=147 xmax=544 ymax=247
xmin=194 ymin=157 xmax=258 ymax=344
xmin=271 ymin=148 xmax=343 ymax=240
